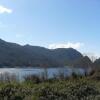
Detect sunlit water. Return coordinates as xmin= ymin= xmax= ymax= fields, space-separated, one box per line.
xmin=0 ymin=67 xmax=91 ymax=80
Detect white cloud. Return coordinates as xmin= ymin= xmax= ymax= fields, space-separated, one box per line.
xmin=0 ymin=5 xmax=12 ymax=14
xmin=48 ymin=42 xmax=84 ymax=50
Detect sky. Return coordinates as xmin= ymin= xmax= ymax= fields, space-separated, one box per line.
xmin=0 ymin=0 xmax=100 ymax=57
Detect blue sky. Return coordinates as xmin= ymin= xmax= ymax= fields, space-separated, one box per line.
xmin=0 ymin=0 xmax=100 ymax=57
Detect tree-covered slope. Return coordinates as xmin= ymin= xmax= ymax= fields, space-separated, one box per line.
xmin=0 ymin=38 xmax=83 ymax=67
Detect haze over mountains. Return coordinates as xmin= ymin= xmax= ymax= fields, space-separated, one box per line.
xmin=0 ymin=38 xmax=99 ymax=69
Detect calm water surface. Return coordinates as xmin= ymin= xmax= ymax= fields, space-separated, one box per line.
xmin=0 ymin=67 xmax=91 ymax=80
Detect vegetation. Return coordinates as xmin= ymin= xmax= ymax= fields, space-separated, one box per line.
xmin=0 ymin=70 xmax=99 ymax=100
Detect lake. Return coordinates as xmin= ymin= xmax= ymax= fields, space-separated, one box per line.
xmin=0 ymin=67 xmax=91 ymax=81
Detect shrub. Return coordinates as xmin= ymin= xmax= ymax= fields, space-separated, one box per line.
xmin=24 ymin=74 xmax=41 ymax=84
xmin=33 ymin=79 xmax=100 ymax=100
xmin=0 ymin=84 xmax=32 ymax=100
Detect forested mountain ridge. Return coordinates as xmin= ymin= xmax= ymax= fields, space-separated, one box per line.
xmin=73 ymin=56 xmax=93 ymax=68
xmin=0 ymin=39 xmax=83 ymax=67
xmin=93 ymin=58 xmax=100 ymax=70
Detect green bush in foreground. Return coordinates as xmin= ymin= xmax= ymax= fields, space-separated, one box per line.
xmin=0 ymin=78 xmax=99 ymax=100
xmin=0 ymin=84 xmax=32 ymax=100
xmin=32 ymin=79 xmax=100 ymax=100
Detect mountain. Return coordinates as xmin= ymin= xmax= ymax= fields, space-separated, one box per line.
xmin=51 ymin=48 xmax=83 ymax=66
xmin=73 ymin=56 xmax=93 ymax=68
xmin=93 ymin=58 xmax=100 ymax=70
xmin=0 ymin=39 xmax=83 ymax=67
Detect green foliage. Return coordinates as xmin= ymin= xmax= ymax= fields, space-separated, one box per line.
xmin=33 ymin=79 xmax=100 ymax=100
xmin=0 ymin=77 xmax=99 ymax=100
xmin=0 ymin=83 xmax=32 ymax=100
xmin=24 ymin=74 xmax=41 ymax=84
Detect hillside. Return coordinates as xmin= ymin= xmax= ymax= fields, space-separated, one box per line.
xmin=0 ymin=39 xmax=83 ymax=67
xmin=94 ymin=58 xmax=100 ymax=70
xmin=73 ymin=56 xmax=93 ymax=68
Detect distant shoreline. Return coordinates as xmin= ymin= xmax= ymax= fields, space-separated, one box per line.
xmin=0 ymin=66 xmax=65 ymax=69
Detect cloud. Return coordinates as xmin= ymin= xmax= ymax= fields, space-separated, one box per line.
xmin=48 ymin=42 xmax=84 ymax=50
xmin=0 ymin=5 xmax=13 ymax=14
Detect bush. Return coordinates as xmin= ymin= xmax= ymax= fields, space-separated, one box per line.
xmin=24 ymin=74 xmax=41 ymax=84
xmin=0 ymin=84 xmax=32 ymax=100
xmin=33 ymin=79 xmax=100 ymax=100
xmin=0 ymin=75 xmax=99 ymax=100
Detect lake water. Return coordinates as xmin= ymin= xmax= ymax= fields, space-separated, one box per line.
xmin=0 ymin=67 xmax=91 ymax=81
